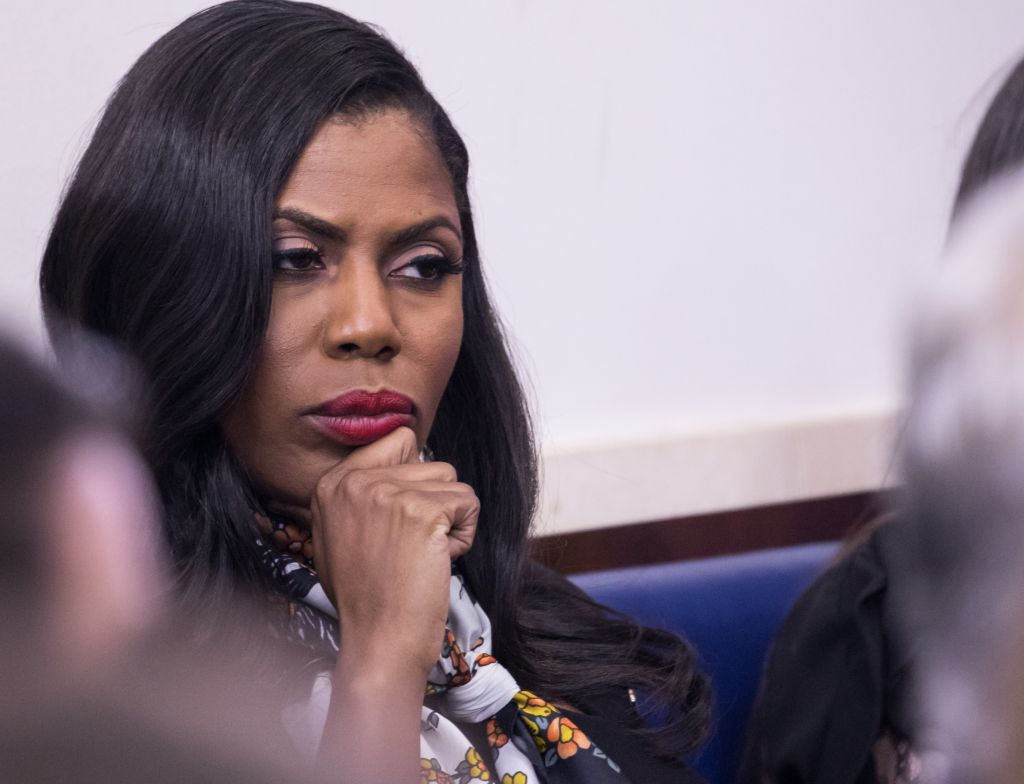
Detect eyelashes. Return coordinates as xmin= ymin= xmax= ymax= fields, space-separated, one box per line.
xmin=270 ymin=245 xmax=465 ymax=284
xmin=271 ymin=247 xmax=324 ymax=272
xmin=392 ymin=253 xmax=465 ymax=282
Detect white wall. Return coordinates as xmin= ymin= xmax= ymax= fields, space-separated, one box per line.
xmin=3 ymin=2 xmax=1023 ymax=532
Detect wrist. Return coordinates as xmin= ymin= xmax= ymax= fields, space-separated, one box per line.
xmin=336 ymin=615 xmax=444 ymax=683
xmin=333 ymin=645 xmax=429 ymax=702
xmin=321 ymin=655 xmax=424 ymax=783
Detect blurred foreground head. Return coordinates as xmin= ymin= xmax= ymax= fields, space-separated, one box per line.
xmin=0 ymin=335 xmax=166 ymax=670
xmin=900 ymin=167 xmax=1024 ymax=784
xmin=0 ymin=336 xmax=319 ymax=783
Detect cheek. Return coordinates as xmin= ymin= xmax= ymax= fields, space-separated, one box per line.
xmin=259 ymin=298 xmax=319 ymax=377
xmin=433 ymin=296 xmax=465 ymax=382
xmin=250 ymin=285 xmax=333 ymax=398
xmin=230 ymin=309 xmax=307 ymax=429
xmin=220 ymin=301 xmax=316 ymax=484
xmin=432 ymin=307 xmax=464 ymax=381
xmin=405 ymin=294 xmax=464 ymax=419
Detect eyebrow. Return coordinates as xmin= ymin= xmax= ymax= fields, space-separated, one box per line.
xmin=273 ymin=208 xmax=463 ymax=247
xmin=273 ymin=208 xmax=346 ymax=242
xmin=389 ymin=216 xmax=463 ymax=247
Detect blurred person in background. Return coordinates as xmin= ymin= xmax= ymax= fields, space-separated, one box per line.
xmin=37 ymin=2 xmax=710 ymax=781
xmin=0 ymin=334 xmax=163 ymax=678
xmin=897 ymin=166 xmax=1024 ymax=784
xmin=742 ymin=52 xmax=1024 ymax=784
xmin=0 ymin=336 xmax=320 ymax=783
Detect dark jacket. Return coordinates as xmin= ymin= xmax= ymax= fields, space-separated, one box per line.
xmin=740 ymin=522 xmax=917 ymax=784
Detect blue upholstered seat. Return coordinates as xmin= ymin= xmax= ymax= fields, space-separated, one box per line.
xmin=572 ymin=541 xmax=839 ymax=784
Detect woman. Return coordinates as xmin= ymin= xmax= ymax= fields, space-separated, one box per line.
xmin=0 ymin=337 xmax=163 ymax=674
xmin=39 ymin=2 xmax=710 ymax=782
xmin=740 ymin=54 xmax=1024 ymax=784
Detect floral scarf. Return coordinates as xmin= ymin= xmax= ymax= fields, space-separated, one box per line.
xmin=256 ymin=514 xmax=630 ymax=783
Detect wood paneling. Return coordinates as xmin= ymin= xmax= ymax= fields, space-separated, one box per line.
xmin=530 ymin=491 xmax=886 ymax=574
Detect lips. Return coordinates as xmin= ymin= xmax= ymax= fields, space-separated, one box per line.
xmin=307 ymin=389 xmax=415 ymax=446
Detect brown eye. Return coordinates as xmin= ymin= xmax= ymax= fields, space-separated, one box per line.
xmin=395 ymin=254 xmax=444 ymax=280
xmin=388 ymin=252 xmax=465 ymax=281
xmin=271 ymin=245 xmax=324 ymax=272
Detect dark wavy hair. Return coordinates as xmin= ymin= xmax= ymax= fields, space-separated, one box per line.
xmin=39 ymin=0 xmax=709 ymax=757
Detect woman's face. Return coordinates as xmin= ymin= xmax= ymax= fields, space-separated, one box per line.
xmin=222 ymin=109 xmax=464 ymax=507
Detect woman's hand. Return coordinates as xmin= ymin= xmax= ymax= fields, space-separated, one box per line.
xmin=276 ymin=426 xmax=479 ymax=782
xmin=310 ymin=425 xmax=479 ymax=676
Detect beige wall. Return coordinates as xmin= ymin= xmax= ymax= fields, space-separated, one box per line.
xmin=3 ymin=2 xmax=1022 ymax=531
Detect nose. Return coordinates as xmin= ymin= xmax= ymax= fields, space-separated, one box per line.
xmin=323 ymin=260 xmax=401 ymax=361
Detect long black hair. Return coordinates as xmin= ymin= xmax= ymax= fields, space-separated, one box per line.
xmin=40 ymin=0 xmax=709 ymax=756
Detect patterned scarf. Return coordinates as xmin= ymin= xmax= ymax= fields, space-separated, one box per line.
xmin=256 ymin=514 xmax=630 ymax=783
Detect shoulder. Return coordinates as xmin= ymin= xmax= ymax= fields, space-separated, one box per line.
xmin=762 ymin=519 xmax=901 ymax=695
xmin=518 ymin=560 xmax=706 ymax=782
xmin=767 ymin=517 xmax=901 ymax=653
xmin=768 ymin=517 xmax=912 ymax=675
xmin=569 ymin=690 xmax=705 ymax=784
xmin=743 ymin=517 xmax=915 ymax=782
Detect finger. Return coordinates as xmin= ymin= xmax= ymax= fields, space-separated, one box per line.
xmin=312 ymin=462 xmax=458 ymax=520
xmin=386 ymin=482 xmax=479 ymax=549
xmin=327 ymin=426 xmax=420 ymax=476
xmin=444 ymin=491 xmax=480 ymax=560
xmin=361 ymin=461 xmax=458 ymax=484
xmin=408 ymin=484 xmax=478 ymax=559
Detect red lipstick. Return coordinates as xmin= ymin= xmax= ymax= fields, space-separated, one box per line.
xmin=308 ymin=390 xmax=415 ymax=446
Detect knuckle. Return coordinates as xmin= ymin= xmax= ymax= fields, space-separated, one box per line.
xmin=396 ymin=489 xmax=427 ymax=517
xmin=454 ymin=482 xmax=480 ymax=503
xmin=335 ymin=470 xmax=363 ymax=497
xmin=397 ymin=489 xmax=443 ymax=524
xmin=365 ymin=477 xmax=394 ymax=507
xmin=435 ymin=462 xmax=458 ymax=482
xmin=314 ymin=472 xmax=337 ymax=498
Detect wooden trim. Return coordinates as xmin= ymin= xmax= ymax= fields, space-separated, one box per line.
xmin=530 ymin=491 xmax=885 ymax=574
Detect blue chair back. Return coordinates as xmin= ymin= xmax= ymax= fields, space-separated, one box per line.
xmin=571 ymin=542 xmax=838 ymax=784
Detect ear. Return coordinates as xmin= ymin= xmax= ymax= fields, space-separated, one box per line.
xmin=42 ymin=430 xmax=169 ymax=669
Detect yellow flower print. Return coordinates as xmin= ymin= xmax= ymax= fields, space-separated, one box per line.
xmin=501 ymin=774 xmax=527 ymax=784
xmin=419 ymin=757 xmax=454 ymax=784
xmin=513 ymin=692 xmax=552 ymax=752
xmin=515 ymin=714 xmax=545 ymax=752
xmin=464 ymin=747 xmax=490 ymax=780
xmin=545 ymin=715 xmax=592 ymax=760
xmin=513 ymin=690 xmax=553 ymax=717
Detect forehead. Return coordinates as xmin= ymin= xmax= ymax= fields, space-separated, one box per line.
xmin=277 ymin=109 xmax=459 ymax=230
